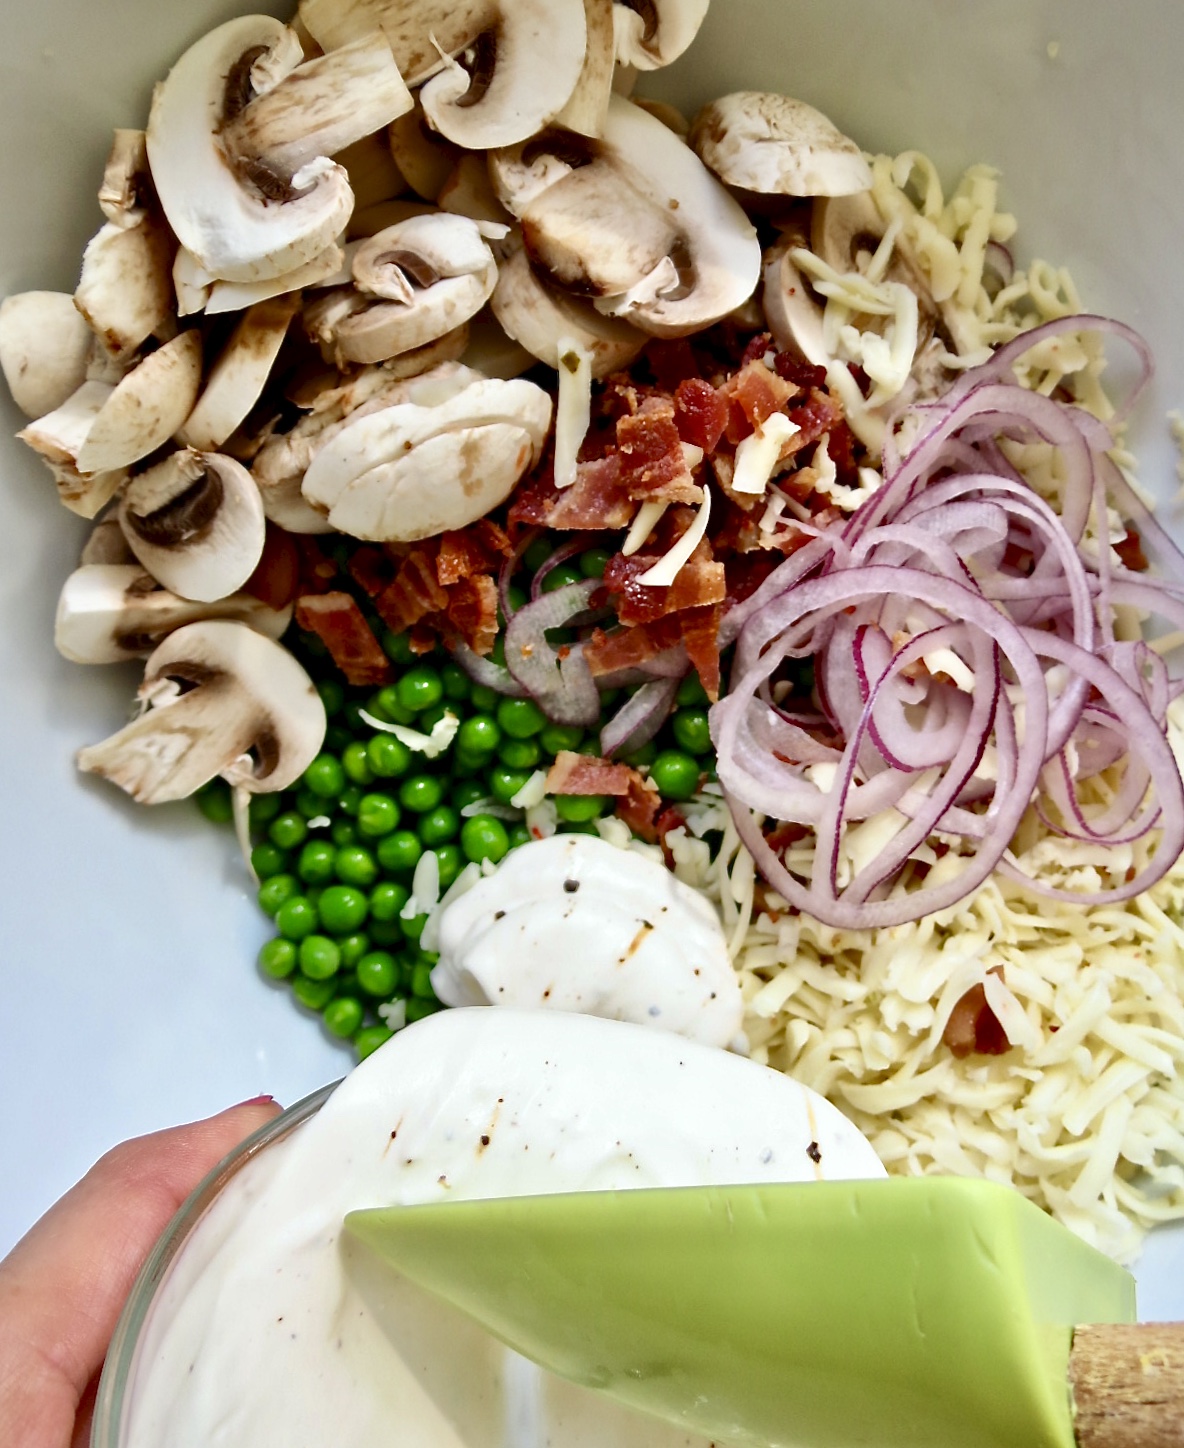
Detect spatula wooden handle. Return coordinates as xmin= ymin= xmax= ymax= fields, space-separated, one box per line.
xmin=1070 ymin=1323 xmax=1184 ymax=1447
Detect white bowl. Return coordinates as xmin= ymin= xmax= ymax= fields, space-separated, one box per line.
xmin=1 ymin=0 xmax=1182 ymax=1316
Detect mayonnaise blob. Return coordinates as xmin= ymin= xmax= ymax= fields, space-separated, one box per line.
xmin=121 ymin=1009 xmax=885 ymax=1448
xmin=431 ymin=835 xmax=746 ymax=1049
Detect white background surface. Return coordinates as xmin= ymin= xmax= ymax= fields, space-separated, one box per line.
xmin=1 ymin=0 xmax=1183 ymax=1316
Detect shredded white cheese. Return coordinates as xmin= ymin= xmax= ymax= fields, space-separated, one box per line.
xmin=636 ymin=485 xmax=713 ymax=586
xmin=553 ymin=337 xmax=594 ymax=489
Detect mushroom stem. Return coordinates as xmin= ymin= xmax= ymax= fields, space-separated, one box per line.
xmin=222 ymin=32 xmax=413 ymax=181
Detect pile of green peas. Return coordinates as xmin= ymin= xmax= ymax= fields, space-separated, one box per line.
xmin=196 ymin=540 xmax=720 ymax=1061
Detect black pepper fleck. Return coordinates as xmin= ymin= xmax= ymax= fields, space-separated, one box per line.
xmin=563 ymin=878 xmax=580 ymax=893
xmin=480 ymin=1134 xmax=491 ymax=1146
xmin=807 ymin=1141 xmax=822 ymax=1163
xmin=494 ymin=910 xmax=506 ymax=920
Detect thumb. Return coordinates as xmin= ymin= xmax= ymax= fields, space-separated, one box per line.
xmin=0 ymin=1099 xmax=282 ymax=1448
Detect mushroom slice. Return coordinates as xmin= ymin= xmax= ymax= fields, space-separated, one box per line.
xmin=74 ymin=330 xmax=203 ymax=475
xmin=333 ymin=131 xmax=406 ymax=210
xmin=76 ymin=619 xmax=326 ymax=803
xmin=179 ymin=297 xmax=300 ymax=452
xmin=0 ymin=292 xmax=92 ymax=418
xmin=490 ymin=240 xmax=645 ymax=375
xmin=489 ymin=131 xmax=592 ymax=218
xmin=75 ymin=212 xmax=177 ymax=357
xmin=298 ymin=0 xmax=498 ymax=82
xmin=301 ymin=375 xmax=551 ymax=541
xmin=348 ymin=196 xmax=438 ymax=240
xmin=438 ymin=155 xmax=513 ymax=228
xmin=98 ymin=129 xmax=151 ymax=228
xmin=418 ymin=0 xmax=589 ymax=150
xmin=690 ymin=93 xmax=873 ymax=198
xmin=388 ymin=107 xmax=461 ymax=203
xmin=55 ymin=563 xmax=291 ymax=664
xmin=762 ymin=238 xmax=828 ymax=367
xmin=612 ymin=0 xmax=708 ymax=70
xmin=120 ymin=449 xmax=267 ymax=603
xmin=17 ymin=381 xmax=126 ymax=518
xmin=555 ymin=0 xmax=616 ymax=138
xmin=460 ymin=310 xmax=535 ymax=379
xmin=146 ymin=18 xmax=410 ymax=285
xmin=204 ymin=245 xmax=344 ymax=316
xmin=80 ymin=517 xmax=136 ymax=568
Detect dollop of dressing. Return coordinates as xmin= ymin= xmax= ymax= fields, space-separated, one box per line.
xmin=431 ymin=836 xmax=746 ymax=1049
xmin=122 ymin=1009 xmax=885 ymax=1448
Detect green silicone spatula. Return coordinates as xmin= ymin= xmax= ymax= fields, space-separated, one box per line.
xmin=346 ymin=1178 xmax=1184 ymax=1448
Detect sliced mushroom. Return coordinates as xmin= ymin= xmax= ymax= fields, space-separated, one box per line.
xmin=178 ymin=295 xmax=300 ymax=451
xmin=298 ymin=0 xmax=498 ymax=81
xmin=490 ymin=240 xmax=645 ymax=375
xmin=74 ymin=330 xmax=203 ymax=475
xmin=612 ymin=0 xmax=708 ymax=70
xmin=146 ymin=18 xmax=411 ymax=285
xmin=460 ymin=310 xmax=535 ymax=379
xmin=76 ymin=619 xmax=326 ymax=803
xmin=332 ymin=131 xmax=406 ymax=211
xmin=690 ymin=93 xmax=873 ymax=198
xmin=80 ymin=517 xmax=136 ymax=567
xmin=0 ymin=292 xmax=92 ymax=418
xmin=119 ymin=449 xmax=267 ymax=603
xmin=17 ymin=382 xmax=127 ymax=518
xmin=348 ymin=196 xmax=438 ymax=240
xmin=388 ymin=107 xmax=461 ymax=203
xmin=98 ymin=129 xmax=151 ymax=229
xmin=301 ymin=374 xmax=552 ymax=540
xmin=555 ymin=0 xmax=616 ymax=138
xmin=75 ymin=213 xmax=177 ymax=357
xmin=634 ymin=98 xmax=691 ymax=138
xmin=55 ymin=563 xmax=291 ymax=663
xmin=762 ymin=237 xmax=828 ymax=366
xmin=438 ymin=155 xmax=514 ymax=228
xmin=204 ymin=244 xmax=345 ymax=316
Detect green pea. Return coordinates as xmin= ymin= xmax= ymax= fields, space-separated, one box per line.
xmin=317 ymin=679 xmax=345 ymax=716
xmin=461 ymin=814 xmax=510 ymax=865
xmin=441 ymin=662 xmax=470 ymax=702
xmin=406 ymin=998 xmax=443 ymax=1024
xmin=269 ymin=812 xmax=308 ymax=851
xmin=373 ymin=686 xmax=416 ymax=725
xmin=369 ymin=920 xmax=403 ymax=946
xmin=323 ymin=996 xmax=364 ymax=1039
xmin=297 ymin=840 xmax=337 ymax=886
xmin=524 ymin=536 xmax=555 ymax=572
xmin=258 ymin=937 xmax=297 ymax=980
xmin=382 ymin=630 xmax=416 ymax=666
xmin=420 ymin=805 xmax=459 ymax=846
xmin=324 ymin=725 xmax=353 ymax=755
xmin=342 ymin=741 xmax=375 ymax=786
xmin=376 ymin=830 xmax=423 ymax=874
xmin=299 ymin=934 xmax=340 ymax=980
xmin=357 ymin=950 xmax=399 ymax=998
xmin=457 ymin=715 xmax=501 ymax=756
xmin=504 ymin=583 xmax=528 ymax=616
xmin=338 ymin=785 xmax=362 ymax=816
xmin=579 ymin=547 xmax=612 ymax=580
xmin=434 ymin=844 xmax=463 ymax=890
xmin=397 ymin=667 xmax=444 ymax=715
xmin=650 ymin=750 xmax=701 ymax=802
xmin=410 ymin=960 xmax=437 ymax=1000
xmin=291 ymin=976 xmax=336 ymax=1012
xmin=555 ymin=794 xmax=605 ymax=824
xmin=499 ymin=737 xmax=540 ymax=771
xmin=258 ymin=874 xmax=299 ymax=918
xmin=496 ymin=697 xmax=547 ymax=739
xmin=470 ymin=683 xmax=498 ymax=713
xmin=671 ymin=708 xmax=712 ymax=756
xmin=370 ymin=881 xmax=411 ymax=923
xmin=541 ymin=724 xmax=584 ymax=755
xmin=508 ymin=824 xmax=532 ymax=850
xmin=331 ymin=820 xmax=358 ymax=848
xmin=452 ymin=779 xmax=489 ymax=812
xmin=357 ymin=793 xmax=401 ymax=839
xmin=489 ymin=766 xmax=531 ymax=804
xmin=249 ymin=793 xmax=282 ymax=827
xmin=355 ymin=1024 xmax=394 ymax=1058
xmin=295 ymin=789 xmax=329 ymax=821
xmin=335 ymin=845 xmax=379 ymax=888
xmin=541 ymin=563 xmax=584 ymax=594
xmin=399 ymin=774 xmax=444 ymax=814
xmin=367 ymin=734 xmax=412 ymax=779
xmin=251 ymin=843 xmax=288 ymax=881
xmin=317 ymin=885 xmax=368 ymax=936
xmin=677 ymin=672 xmax=709 ymax=708
xmin=452 ymin=747 xmax=488 ymax=777
xmin=339 ymin=933 xmax=370 ymax=969
xmin=400 ymin=912 xmax=428 ymax=943
xmin=622 ymin=740 xmax=659 ymax=769
xmin=195 ymin=782 xmax=233 ymax=825
xmin=275 ymin=896 xmax=319 ymax=940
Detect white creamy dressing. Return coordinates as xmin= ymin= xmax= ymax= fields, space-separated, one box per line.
xmin=431 ymin=836 xmax=747 ymax=1049
xmin=122 ymin=1009 xmax=885 ymax=1448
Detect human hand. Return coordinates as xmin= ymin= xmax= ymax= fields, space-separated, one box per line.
xmin=0 ymin=1099 xmax=281 ymax=1448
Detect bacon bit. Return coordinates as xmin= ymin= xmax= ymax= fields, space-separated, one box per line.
xmin=773 ymin=353 xmax=828 ymax=391
xmin=242 ymin=522 xmax=301 ymax=609
xmin=645 ymin=338 xmax=700 ymax=392
xmin=583 ymin=617 xmax=684 ymax=677
xmin=347 ymin=545 xmax=395 ymax=598
xmin=722 ymin=548 xmax=784 ymax=605
xmin=765 ymin=820 xmax=809 ymax=853
xmin=295 ymin=591 xmax=392 ymax=686
xmin=739 ymin=332 xmax=775 ymax=367
xmin=375 ymin=546 xmax=449 ymax=634
xmin=445 ymin=573 xmax=499 ymax=656
xmin=673 ymin=377 xmax=729 ymax=454
xmin=943 ymin=968 xmax=1010 ymax=1059
xmin=292 ymin=535 xmax=339 ymax=593
xmin=786 ymin=388 xmax=847 ymax=454
xmin=509 ymin=455 xmax=634 ymax=530
xmin=546 ymin=750 xmax=635 ymax=796
xmin=615 ymin=769 xmax=662 ymax=841
xmin=616 ymin=396 xmax=700 ymax=504
xmin=408 ymin=625 xmax=438 ymax=655
xmin=679 ymin=603 xmax=723 ymax=702
xmin=722 ymin=360 xmax=797 ymax=444
xmin=654 ymin=803 xmax=689 ymax=868
xmin=1115 ymin=527 xmax=1149 ymax=573
xmin=606 ymin=544 xmax=727 ymax=627
xmin=436 ymin=521 xmax=511 ymax=585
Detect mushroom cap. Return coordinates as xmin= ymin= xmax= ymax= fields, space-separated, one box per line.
xmin=301 ymin=374 xmax=551 ymax=541
xmin=74 ymin=213 xmax=177 ymax=358
xmin=612 ymin=0 xmax=708 ymax=70
xmin=54 ymin=563 xmax=291 ymax=664
xmin=690 ymin=92 xmax=873 ymax=198
xmin=98 ymin=128 xmax=151 ymax=229
xmin=76 ymin=618 xmax=326 ymax=802
xmin=0 ymin=292 xmax=93 ymax=419
xmin=178 ymin=294 xmax=300 ymax=451
xmin=119 ymin=449 xmax=268 ymax=603
xmin=75 ymin=330 xmax=203 ymax=475
xmin=298 ymin=0 xmax=499 ymax=86
xmin=419 ymin=0 xmax=589 ymax=150
xmin=762 ymin=238 xmax=828 ymax=367
xmin=146 ymin=16 xmax=354 ymax=284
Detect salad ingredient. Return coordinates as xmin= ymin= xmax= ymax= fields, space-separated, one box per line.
xmin=146 ymin=18 xmax=411 ymax=285
xmin=690 ymin=91 xmax=874 ymax=198
xmin=0 ymin=292 xmax=92 ymax=418
xmin=431 ymin=833 xmax=744 ymax=1046
xmin=119 ymin=449 xmax=267 ymax=603
xmin=612 ymin=0 xmax=708 ymax=70
xmin=74 ymin=205 xmax=176 ymax=361
xmin=121 ymin=1008 xmax=882 ymax=1448
xmin=77 ymin=619 xmax=326 ymax=803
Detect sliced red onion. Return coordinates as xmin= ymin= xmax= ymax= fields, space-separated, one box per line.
xmin=530 ymin=538 xmax=588 ymax=601
xmin=600 ymin=677 xmax=679 ymax=758
xmin=448 ymin=641 xmax=528 ymax=698
xmin=503 ymin=579 xmax=602 ymax=726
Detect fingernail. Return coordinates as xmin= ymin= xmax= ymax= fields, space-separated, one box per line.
xmin=236 ymin=1094 xmax=277 ymax=1108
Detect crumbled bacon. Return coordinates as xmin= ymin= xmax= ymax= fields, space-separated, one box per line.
xmin=644 ymin=338 xmax=700 ymax=392
xmin=546 ymin=750 xmax=635 ymax=796
xmin=673 ymin=377 xmax=729 ymax=454
xmin=773 ymin=353 xmax=828 ymax=391
xmin=655 ymin=803 xmax=690 ymax=868
xmin=942 ymin=968 xmax=1010 ymax=1059
xmin=615 ymin=769 xmax=663 ymax=841
xmin=786 ymin=387 xmax=847 ymax=455
xmin=292 ymin=535 xmax=339 ymax=593
xmin=347 ymin=545 xmax=395 ymax=598
xmin=616 ymin=396 xmax=700 ymax=504
xmin=604 ymin=541 xmax=727 ymax=627
xmin=444 ymin=573 xmax=499 ymax=656
xmin=295 ymin=591 xmax=392 ymax=686
xmin=243 ymin=523 xmax=301 ymax=610
xmin=583 ymin=617 xmax=684 ymax=678
xmin=510 ymin=456 xmax=634 ymax=530
xmin=1115 ymin=527 xmax=1149 ymax=573
xmin=437 ymin=521 xmax=512 ymax=585
xmin=375 ymin=547 xmax=449 ymax=634
xmin=679 ymin=603 xmax=723 ymax=702
xmin=722 ymin=359 xmax=797 ymax=444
